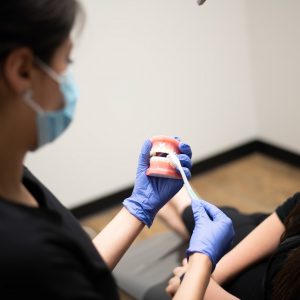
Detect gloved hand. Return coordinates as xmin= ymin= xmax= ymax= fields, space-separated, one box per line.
xmin=187 ymin=199 xmax=235 ymax=269
xmin=123 ymin=138 xmax=192 ymax=227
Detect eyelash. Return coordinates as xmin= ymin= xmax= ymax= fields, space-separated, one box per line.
xmin=67 ymin=57 xmax=74 ymax=64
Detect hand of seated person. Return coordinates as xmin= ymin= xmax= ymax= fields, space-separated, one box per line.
xmin=166 ymin=258 xmax=189 ymax=297
xmin=166 ymin=199 xmax=235 ymax=297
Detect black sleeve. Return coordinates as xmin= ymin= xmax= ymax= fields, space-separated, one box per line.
xmin=275 ymin=192 xmax=300 ymax=224
xmin=2 ymin=239 xmax=119 ymax=300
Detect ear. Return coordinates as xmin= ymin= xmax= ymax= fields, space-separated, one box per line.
xmin=3 ymin=47 xmax=35 ymax=95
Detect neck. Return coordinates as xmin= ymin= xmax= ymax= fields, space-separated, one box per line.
xmin=0 ymin=110 xmax=28 ymax=202
xmin=0 ymin=94 xmax=28 ymax=193
xmin=0 ymin=95 xmax=39 ymax=207
xmin=0 ymin=145 xmax=38 ymax=207
xmin=0 ymin=143 xmax=25 ymax=198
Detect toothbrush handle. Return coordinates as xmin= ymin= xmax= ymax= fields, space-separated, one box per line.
xmin=179 ymin=168 xmax=199 ymax=200
xmin=171 ymin=153 xmax=200 ymax=200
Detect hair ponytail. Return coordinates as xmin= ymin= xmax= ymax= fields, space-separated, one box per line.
xmin=272 ymin=203 xmax=300 ymax=299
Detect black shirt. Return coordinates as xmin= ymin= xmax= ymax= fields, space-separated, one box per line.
xmin=264 ymin=193 xmax=300 ymax=299
xmin=275 ymin=192 xmax=300 ymax=224
xmin=0 ymin=167 xmax=119 ymax=299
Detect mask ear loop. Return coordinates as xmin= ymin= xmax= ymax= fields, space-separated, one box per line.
xmin=34 ymin=57 xmax=62 ymax=84
xmin=23 ymin=89 xmax=44 ymax=115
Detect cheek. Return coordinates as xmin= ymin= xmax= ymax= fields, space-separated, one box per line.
xmin=33 ymin=77 xmax=63 ymax=111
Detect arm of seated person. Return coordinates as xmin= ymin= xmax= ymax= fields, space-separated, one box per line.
xmin=166 ymin=258 xmax=239 ymax=300
xmin=168 ymin=212 xmax=284 ymax=299
xmin=211 ymin=212 xmax=284 ymax=285
xmin=173 ymin=253 xmax=212 ymax=300
xmin=203 ymin=214 xmax=284 ymax=299
xmin=170 ymin=198 xmax=235 ymax=300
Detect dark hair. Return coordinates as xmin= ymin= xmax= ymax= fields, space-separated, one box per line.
xmin=272 ymin=203 xmax=300 ymax=299
xmin=0 ymin=0 xmax=83 ymax=68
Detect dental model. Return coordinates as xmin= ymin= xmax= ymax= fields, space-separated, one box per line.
xmin=147 ymin=136 xmax=181 ymax=179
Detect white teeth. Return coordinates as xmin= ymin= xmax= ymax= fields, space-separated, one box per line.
xmin=150 ymin=156 xmax=170 ymax=163
xmin=150 ymin=142 xmax=177 ymax=157
xmin=150 ymin=156 xmax=177 ymax=167
xmin=150 ymin=149 xmax=156 ymax=157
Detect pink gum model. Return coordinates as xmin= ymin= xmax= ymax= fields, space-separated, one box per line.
xmin=146 ymin=136 xmax=181 ymax=179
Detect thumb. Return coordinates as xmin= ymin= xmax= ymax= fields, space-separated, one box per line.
xmin=191 ymin=198 xmax=209 ymax=221
xmin=138 ymin=139 xmax=152 ymax=171
xmin=201 ymin=200 xmax=224 ymax=221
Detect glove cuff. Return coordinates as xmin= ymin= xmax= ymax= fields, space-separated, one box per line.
xmin=123 ymin=198 xmax=153 ymax=228
xmin=186 ymin=248 xmax=216 ymax=272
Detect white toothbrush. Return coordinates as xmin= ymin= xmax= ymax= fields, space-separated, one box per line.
xmin=168 ymin=152 xmax=200 ymax=200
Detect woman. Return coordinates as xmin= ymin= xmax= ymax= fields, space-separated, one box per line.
xmin=165 ymin=189 xmax=300 ymax=299
xmin=0 ymin=1 xmax=234 ymax=299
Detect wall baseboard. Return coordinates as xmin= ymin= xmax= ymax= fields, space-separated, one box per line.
xmin=71 ymin=139 xmax=300 ymax=219
xmin=255 ymin=141 xmax=300 ymax=167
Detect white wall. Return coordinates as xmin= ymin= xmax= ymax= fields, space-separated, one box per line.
xmin=25 ymin=0 xmax=257 ymax=208
xmin=246 ymin=0 xmax=300 ymax=153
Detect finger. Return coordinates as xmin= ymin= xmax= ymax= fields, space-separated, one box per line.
xmin=182 ymin=167 xmax=191 ymax=180
xmin=165 ymin=285 xmax=172 ymax=296
xmin=173 ymin=268 xmax=179 ymax=276
xmin=167 ymin=277 xmax=180 ymax=290
xmin=168 ymin=277 xmax=179 ymax=287
xmin=191 ymin=198 xmax=206 ymax=213
xmin=191 ymin=198 xmax=211 ymax=223
xmin=179 ymin=142 xmax=192 ymax=158
xmin=141 ymin=139 xmax=152 ymax=156
xmin=173 ymin=267 xmax=184 ymax=276
xmin=177 ymin=154 xmax=192 ymax=169
xmin=166 ymin=284 xmax=176 ymax=298
xmin=138 ymin=139 xmax=152 ymax=169
xmin=201 ymin=200 xmax=225 ymax=221
xmin=182 ymin=258 xmax=188 ymax=265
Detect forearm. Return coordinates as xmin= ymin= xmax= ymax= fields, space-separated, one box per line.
xmin=212 ymin=212 xmax=284 ymax=285
xmin=93 ymin=207 xmax=144 ymax=270
xmin=173 ymin=253 xmax=212 ymax=300
xmin=204 ymin=278 xmax=239 ymax=300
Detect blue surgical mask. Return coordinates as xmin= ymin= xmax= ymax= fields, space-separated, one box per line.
xmin=24 ymin=58 xmax=79 ymax=149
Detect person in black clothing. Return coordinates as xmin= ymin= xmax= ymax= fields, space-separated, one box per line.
xmin=165 ymin=189 xmax=300 ymax=299
xmin=0 ymin=1 xmax=235 ymax=299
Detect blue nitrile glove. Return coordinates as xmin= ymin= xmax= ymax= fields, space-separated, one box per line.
xmin=123 ymin=138 xmax=192 ymax=227
xmin=186 ymin=199 xmax=235 ymax=269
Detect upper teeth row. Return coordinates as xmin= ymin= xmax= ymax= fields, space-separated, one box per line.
xmin=150 ymin=142 xmax=177 ymax=157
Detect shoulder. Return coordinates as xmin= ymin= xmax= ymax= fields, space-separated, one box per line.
xmin=275 ymin=193 xmax=300 ymax=224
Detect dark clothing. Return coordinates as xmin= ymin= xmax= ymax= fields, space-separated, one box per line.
xmin=0 ymin=167 xmax=119 ymax=299
xmin=181 ymin=194 xmax=300 ymax=300
xmin=275 ymin=193 xmax=300 ymax=223
xmin=264 ymin=234 xmax=300 ymax=300
xmin=264 ymin=193 xmax=300 ymax=300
